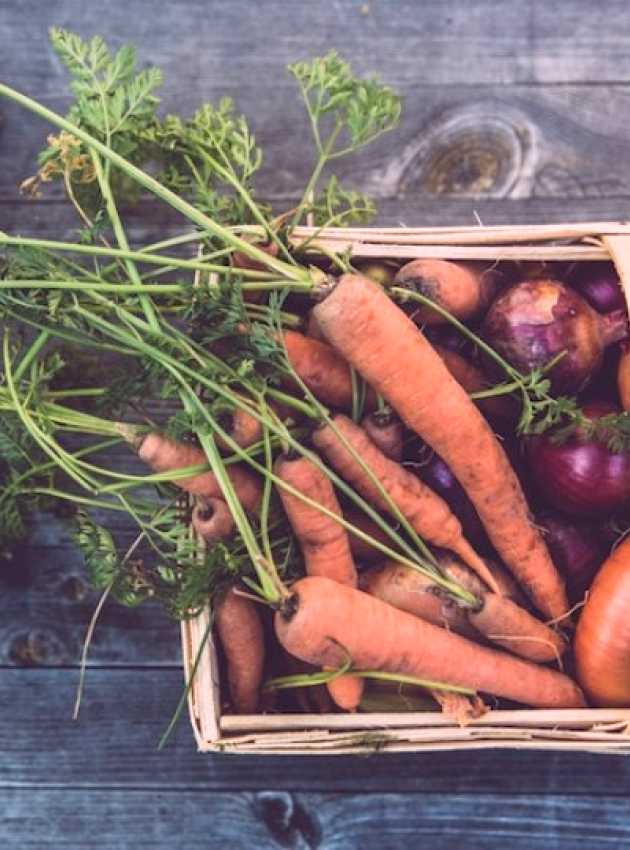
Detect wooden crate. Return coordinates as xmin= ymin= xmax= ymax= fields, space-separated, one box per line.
xmin=182 ymin=222 xmax=630 ymax=754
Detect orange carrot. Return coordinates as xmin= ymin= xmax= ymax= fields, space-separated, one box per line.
xmin=215 ymin=586 xmax=265 ymax=714
xmin=433 ymin=344 xmax=516 ymax=423
xmin=468 ymin=593 xmax=566 ymax=663
xmin=361 ymin=409 xmax=403 ymax=461
xmin=361 ymin=560 xmax=478 ymax=639
xmin=275 ymin=576 xmax=586 ymax=708
xmin=313 ymin=274 xmax=568 ymax=620
xmin=273 ymin=453 xmax=362 ymax=710
xmin=283 ymin=330 xmax=375 ymax=411
xmin=618 ymin=342 xmax=630 ymax=411
xmin=274 ymin=454 xmax=357 ymax=586
xmin=306 ymin=310 xmax=326 ymax=341
xmin=138 ymin=432 xmax=262 ymax=512
xmin=395 ymin=259 xmax=497 ymax=325
xmin=216 ymin=408 xmax=262 ymax=451
xmin=313 ymin=414 xmax=501 ymax=594
xmin=192 ymin=498 xmax=234 ymax=542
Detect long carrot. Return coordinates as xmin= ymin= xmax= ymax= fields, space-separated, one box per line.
xmin=138 ymin=432 xmax=262 ymax=512
xmin=274 ymin=453 xmax=362 ymax=710
xmin=313 ymin=414 xmax=501 ymax=594
xmin=275 ymin=576 xmax=585 ymax=708
xmin=215 ymin=586 xmax=265 ymax=714
xmin=313 ymin=274 xmax=568 ymax=620
xmin=283 ymin=330 xmax=375 ymax=411
xmin=361 ymin=560 xmax=478 ymax=639
xmin=365 ymin=559 xmax=565 ymax=663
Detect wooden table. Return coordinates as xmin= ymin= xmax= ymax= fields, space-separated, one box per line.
xmin=2 ymin=2 xmax=630 ymax=847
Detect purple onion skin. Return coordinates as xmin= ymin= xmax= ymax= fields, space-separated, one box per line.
xmin=538 ymin=513 xmax=608 ymax=603
xmin=527 ymin=425 xmax=630 ymax=519
xmin=482 ymin=279 xmax=627 ymax=394
xmin=416 ymin=451 xmax=492 ymax=553
xmin=570 ymin=263 xmax=626 ymax=314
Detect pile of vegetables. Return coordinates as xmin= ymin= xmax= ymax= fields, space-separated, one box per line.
xmin=3 ymin=29 xmax=630 ymax=727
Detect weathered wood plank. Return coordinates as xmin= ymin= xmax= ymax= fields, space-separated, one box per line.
xmin=3 ymin=669 xmax=630 ymax=792
xmin=3 ymin=787 xmax=630 ymax=849
xmin=4 ymin=84 xmax=630 ymax=203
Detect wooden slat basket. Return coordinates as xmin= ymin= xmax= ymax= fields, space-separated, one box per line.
xmin=182 ymin=221 xmax=630 ymax=754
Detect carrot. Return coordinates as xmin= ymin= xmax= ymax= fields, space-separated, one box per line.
xmin=468 ymin=592 xmax=566 ymax=663
xmin=361 ymin=560 xmax=478 ymax=639
xmin=313 ymin=414 xmax=501 ymax=594
xmin=275 ymin=576 xmax=586 ymax=708
xmin=192 ymin=497 xmax=234 ymax=542
xmin=216 ymin=408 xmax=262 ymax=451
xmin=138 ymin=432 xmax=262 ymax=512
xmin=361 ymin=409 xmax=403 ymax=461
xmin=306 ymin=310 xmax=326 ymax=341
xmin=215 ymin=586 xmax=265 ymax=714
xmin=344 ymin=507 xmax=391 ymax=563
xmin=282 ymin=330 xmax=375 ymax=411
xmin=365 ymin=555 xmax=565 ymax=663
xmin=274 ymin=454 xmax=357 ymax=586
xmin=273 ymin=453 xmax=362 ymax=710
xmin=433 ymin=344 xmax=515 ymax=423
xmin=395 ymin=259 xmax=497 ymax=325
xmin=618 ymin=342 xmax=630 ymax=411
xmin=313 ymin=274 xmax=568 ymax=620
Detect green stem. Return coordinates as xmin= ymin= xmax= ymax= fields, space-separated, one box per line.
xmin=13 ymin=330 xmax=50 ymax=383
xmin=0 ymin=234 xmax=282 ymax=279
xmin=0 ymin=83 xmax=310 ymax=283
xmin=0 ymin=279 xmax=183 ymax=294
xmin=91 ymin=151 xmax=161 ymax=332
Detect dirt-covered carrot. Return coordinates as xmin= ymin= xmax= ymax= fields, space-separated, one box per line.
xmin=365 ymin=556 xmax=565 ymax=663
xmin=361 ymin=560 xmax=478 ymax=639
xmin=313 ymin=274 xmax=568 ymax=620
xmin=274 ymin=454 xmax=357 ymax=586
xmin=275 ymin=576 xmax=585 ymax=708
xmin=395 ymin=259 xmax=497 ymax=325
xmin=215 ymin=586 xmax=265 ymax=714
xmin=138 ymin=432 xmax=262 ymax=512
xmin=361 ymin=409 xmax=403 ymax=461
xmin=283 ymin=330 xmax=375 ymax=411
xmin=313 ymin=414 xmax=501 ymax=594
xmin=273 ymin=453 xmax=362 ymax=710
xmin=192 ymin=498 xmax=234 ymax=542
xmin=433 ymin=344 xmax=515 ymax=423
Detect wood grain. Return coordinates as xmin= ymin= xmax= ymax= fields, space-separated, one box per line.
xmin=3 ymin=787 xmax=630 ymax=848
xmin=3 ymin=669 xmax=630 ymax=793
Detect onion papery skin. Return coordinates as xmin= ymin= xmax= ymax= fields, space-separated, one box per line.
xmin=575 ymin=536 xmax=630 ymax=706
xmin=482 ymin=279 xmax=627 ymax=393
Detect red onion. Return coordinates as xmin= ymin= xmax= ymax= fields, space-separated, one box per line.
xmin=570 ymin=262 xmax=626 ymax=314
xmin=482 ymin=278 xmax=628 ymax=393
xmin=526 ymin=404 xmax=630 ymax=518
xmin=538 ymin=512 xmax=608 ymax=603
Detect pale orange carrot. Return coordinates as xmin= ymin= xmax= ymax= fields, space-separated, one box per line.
xmin=192 ymin=498 xmax=234 ymax=542
xmin=275 ymin=576 xmax=585 ymax=708
xmin=274 ymin=453 xmax=362 ymax=710
xmin=215 ymin=586 xmax=265 ymax=714
xmin=313 ymin=414 xmax=501 ymax=594
xmin=313 ymin=274 xmax=568 ymax=620
xmin=138 ymin=432 xmax=261 ymax=512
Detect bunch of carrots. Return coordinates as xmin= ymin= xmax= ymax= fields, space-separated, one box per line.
xmin=2 ymin=30 xmax=630 ymax=726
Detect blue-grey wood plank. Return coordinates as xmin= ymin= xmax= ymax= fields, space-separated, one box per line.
xmin=2 ymin=788 xmax=630 ymax=849
xmin=2 ymin=669 xmax=630 ymax=793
